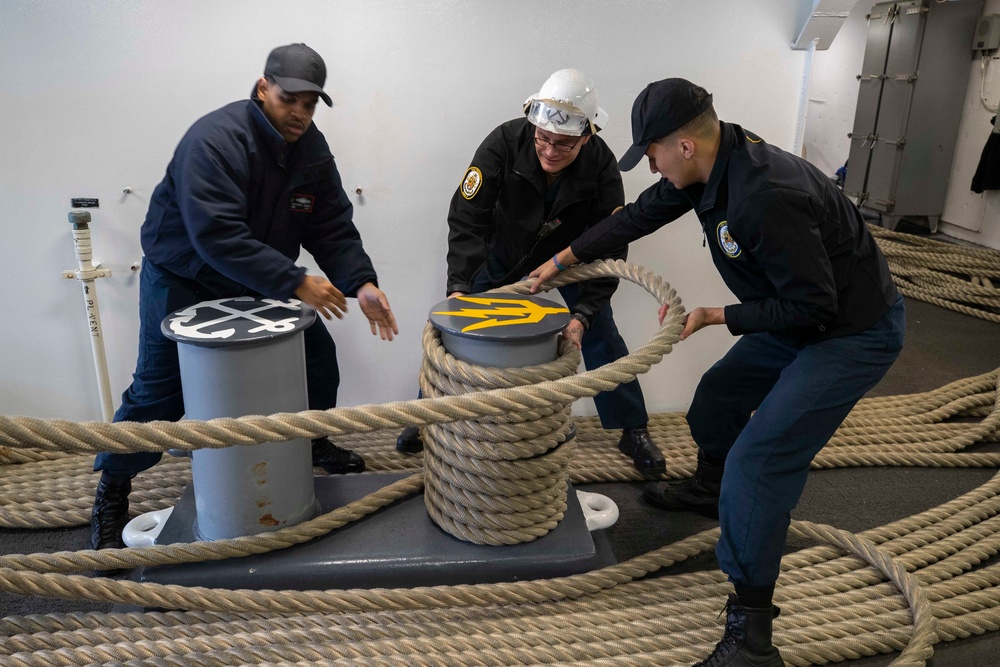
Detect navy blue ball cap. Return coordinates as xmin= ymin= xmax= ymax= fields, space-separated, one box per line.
xmin=618 ymin=78 xmax=713 ymax=172
xmin=261 ymin=43 xmax=332 ymax=107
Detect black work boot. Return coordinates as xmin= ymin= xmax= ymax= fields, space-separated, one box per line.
xmin=396 ymin=426 xmax=424 ymax=453
xmin=311 ymin=437 xmax=365 ymax=474
xmin=693 ymin=594 xmax=782 ymax=666
xmin=617 ymin=427 xmax=666 ymax=477
xmin=643 ymin=450 xmax=724 ymax=518
xmin=89 ymin=472 xmax=132 ymax=550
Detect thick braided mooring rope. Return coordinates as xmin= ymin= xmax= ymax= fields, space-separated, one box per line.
xmin=420 ymin=324 xmax=582 ymax=545
xmin=0 ymin=261 xmax=682 ymax=458
xmin=0 ymin=258 xmax=999 ymax=666
xmin=870 ymin=224 xmax=1000 ymax=323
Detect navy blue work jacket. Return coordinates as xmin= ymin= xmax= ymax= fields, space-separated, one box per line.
xmin=571 ymin=122 xmax=899 ymax=347
xmin=140 ymin=97 xmax=376 ymax=300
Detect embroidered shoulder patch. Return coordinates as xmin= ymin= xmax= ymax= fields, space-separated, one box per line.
xmin=461 ymin=167 xmax=483 ymax=200
xmin=291 ymin=194 xmax=315 ymax=213
xmin=716 ymin=221 xmax=742 ymax=259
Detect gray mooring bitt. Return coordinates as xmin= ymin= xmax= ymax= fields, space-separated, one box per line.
xmin=125 ymin=291 xmax=612 ymax=590
xmin=427 ymin=292 xmax=572 ymax=367
xmin=161 ymin=297 xmax=320 ymax=541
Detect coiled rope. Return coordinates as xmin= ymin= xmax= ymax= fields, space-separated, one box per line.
xmin=870 ymin=224 xmax=1000 ymax=323
xmin=419 ymin=325 xmax=581 ymax=545
xmin=0 ymin=257 xmax=998 ymax=666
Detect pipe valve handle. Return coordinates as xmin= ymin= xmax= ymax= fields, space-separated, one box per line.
xmin=68 ymin=211 xmax=92 ymax=227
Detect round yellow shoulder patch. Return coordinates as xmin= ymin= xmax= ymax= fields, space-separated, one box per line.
xmin=461 ymin=166 xmax=483 ymax=200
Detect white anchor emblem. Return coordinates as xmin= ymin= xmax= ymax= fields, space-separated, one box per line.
xmin=168 ymin=297 xmax=305 ymax=340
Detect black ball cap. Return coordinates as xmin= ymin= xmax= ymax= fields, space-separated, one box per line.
xmin=618 ymin=78 xmax=713 ymax=172
xmin=262 ymin=43 xmax=332 ymax=107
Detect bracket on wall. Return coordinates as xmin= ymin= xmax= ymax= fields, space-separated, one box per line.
xmin=792 ymin=0 xmax=856 ymax=50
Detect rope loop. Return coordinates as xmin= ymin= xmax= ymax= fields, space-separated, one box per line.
xmin=416 ymin=263 xmax=683 ymax=545
xmin=0 ymin=260 xmax=684 ymax=456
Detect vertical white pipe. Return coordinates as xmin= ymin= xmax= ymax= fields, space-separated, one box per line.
xmin=793 ymin=38 xmax=818 ymax=158
xmin=66 ymin=211 xmax=115 ymax=422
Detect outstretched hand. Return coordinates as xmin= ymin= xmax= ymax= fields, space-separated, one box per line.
xmin=295 ymin=275 xmax=347 ymax=320
xmin=357 ymin=282 xmax=399 ymax=341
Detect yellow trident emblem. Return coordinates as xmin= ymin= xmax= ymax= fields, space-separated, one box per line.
xmin=433 ymin=295 xmax=569 ymax=333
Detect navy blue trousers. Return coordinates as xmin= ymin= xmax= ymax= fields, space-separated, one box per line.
xmin=94 ymin=260 xmax=340 ymax=477
xmin=472 ymin=267 xmax=648 ymax=430
xmin=685 ymin=296 xmax=905 ymax=587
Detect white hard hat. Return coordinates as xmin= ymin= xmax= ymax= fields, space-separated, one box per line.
xmin=523 ymin=68 xmax=609 ymax=136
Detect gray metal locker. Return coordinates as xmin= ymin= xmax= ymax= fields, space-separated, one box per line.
xmin=844 ymin=0 xmax=982 ymax=231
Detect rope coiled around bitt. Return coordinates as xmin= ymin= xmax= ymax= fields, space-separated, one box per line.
xmin=419 ymin=323 xmax=581 ymax=545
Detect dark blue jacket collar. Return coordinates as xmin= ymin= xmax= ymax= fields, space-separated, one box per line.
xmin=696 ymin=121 xmax=735 ymax=214
xmin=248 ymin=96 xmax=329 ymax=169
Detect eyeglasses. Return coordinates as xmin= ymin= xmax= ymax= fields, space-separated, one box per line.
xmin=533 ymin=133 xmax=582 ymax=154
